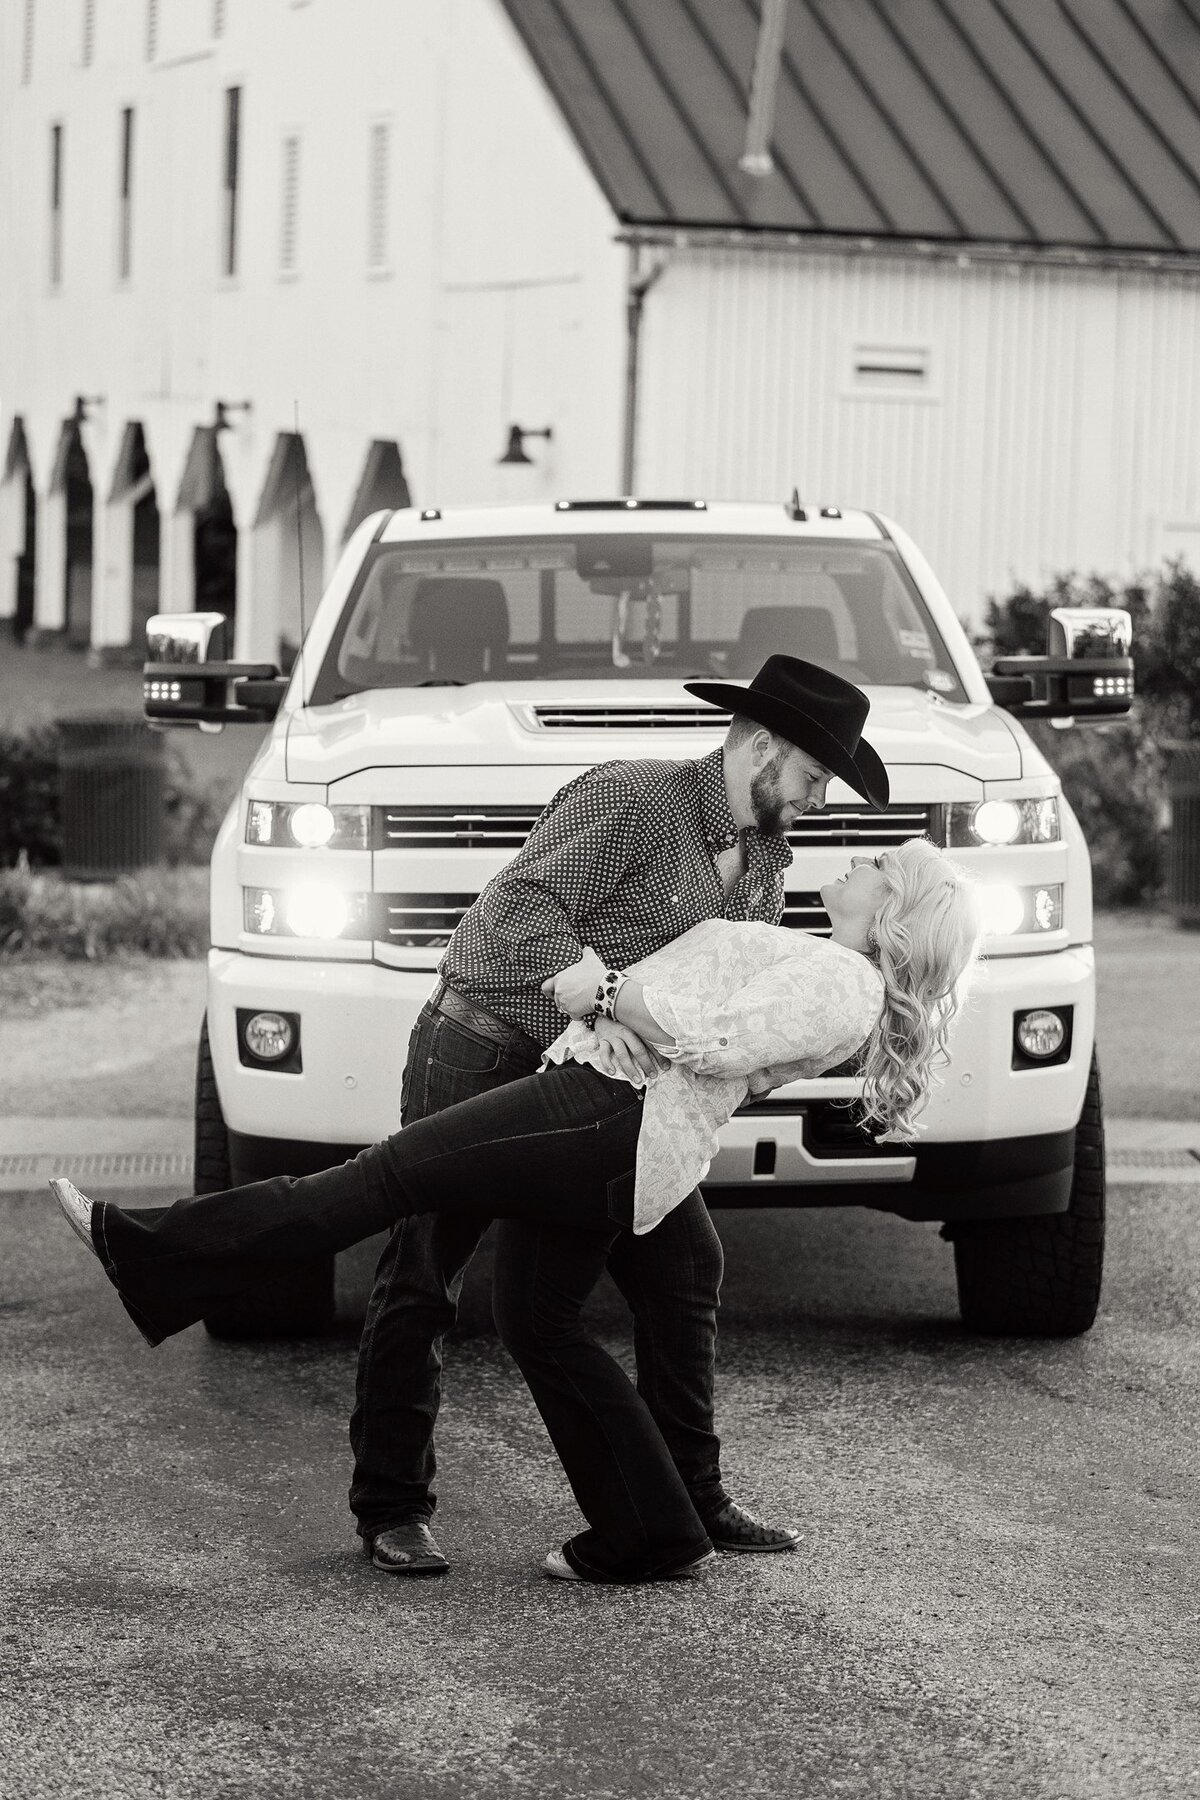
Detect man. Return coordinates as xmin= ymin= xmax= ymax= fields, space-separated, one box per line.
xmin=350 ymin=654 xmax=889 ymax=1574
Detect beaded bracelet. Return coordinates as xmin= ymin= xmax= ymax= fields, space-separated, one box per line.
xmin=594 ymin=969 xmax=628 ymax=1021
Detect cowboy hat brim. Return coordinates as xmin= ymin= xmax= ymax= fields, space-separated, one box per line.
xmin=684 ymin=680 xmax=890 ymax=810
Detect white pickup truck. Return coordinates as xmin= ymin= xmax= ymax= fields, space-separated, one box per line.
xmin=144 ymin=497 xmax=1133 ymax=1339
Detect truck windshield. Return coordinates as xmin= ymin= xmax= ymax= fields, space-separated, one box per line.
xmin=313 ymin=535 xmax=967 ymax=703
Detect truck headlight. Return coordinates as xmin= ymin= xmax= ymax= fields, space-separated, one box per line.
xmin=246 ymin=800 xmax=372 ymax=850
xmin=946 ymin=798 xmax=1060 ymax=847
xmin=980 ymin=883 xmax=1064 ymax=937
xmin=243 ymin=884 xmax=373 ymax=940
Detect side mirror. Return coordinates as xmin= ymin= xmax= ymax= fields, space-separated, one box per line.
xmin=988 ymin=606 xmax=1134 ymax=722
xmin=143 ymin=612 xmax=289 ymax=728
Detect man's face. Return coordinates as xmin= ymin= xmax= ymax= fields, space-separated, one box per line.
xmin=747 ymin=742 xmax=831 ymax=835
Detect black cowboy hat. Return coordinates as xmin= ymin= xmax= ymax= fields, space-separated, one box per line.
xmin=685 ymin=655 xmax=890 ymax=809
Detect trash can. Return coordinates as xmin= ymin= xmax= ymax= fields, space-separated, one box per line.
xmin=1166 ymin=744 xmax=1200 ymax=929
xmin=57 ymin=715 xmax=165 ymax=881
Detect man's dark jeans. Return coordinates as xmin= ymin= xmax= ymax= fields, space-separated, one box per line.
xmin=348 ymin=1001 xmax=729 ymax=1542
xmin=95 ymin=1059 xmax=717 ymax=1580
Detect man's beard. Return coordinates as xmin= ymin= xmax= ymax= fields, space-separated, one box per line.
xmin=749 ymin=750 xmax=791 ymax=836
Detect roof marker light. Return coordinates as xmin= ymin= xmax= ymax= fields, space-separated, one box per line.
xmin=420 ymin=508 xmax=441 ymax=522
xmin=820 ymin=506 xmax=842 ymax=519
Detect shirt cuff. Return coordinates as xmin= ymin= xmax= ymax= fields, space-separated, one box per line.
xmin=640 ymin=984 xmax=733 ymax=1063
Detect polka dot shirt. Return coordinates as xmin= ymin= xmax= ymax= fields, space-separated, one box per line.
xmin=439 ymin=747 xmax=794 ymax=1048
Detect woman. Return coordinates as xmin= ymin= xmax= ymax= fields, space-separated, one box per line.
xmin=53 ymin=837 xmax=980 ymax=1585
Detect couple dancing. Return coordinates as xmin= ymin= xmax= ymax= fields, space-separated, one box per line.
xmin=53 ymin=656 xmax=980 ymax=1586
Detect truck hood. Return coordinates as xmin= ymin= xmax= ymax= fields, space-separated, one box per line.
xmin=284 ymin=682 xmax=1022 ymax=787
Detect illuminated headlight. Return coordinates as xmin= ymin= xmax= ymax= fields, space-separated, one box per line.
xmin=946 ymin=797 xmax=1060 ymax=847
xmin=243 ymin=884 xmax=372 ymax=940
xmin=1015 ymin=1010 xmax=1067 ymax=1060
xmin=242 ymin=1011 xmax=296 ymax=1061
xmin=245 ymin=800 xmax=372 ymax=850
xmin=1092 ymin=674 xmax=1133 ymax=697
xmin=980 ymin=883 xmax=1064 ymax=938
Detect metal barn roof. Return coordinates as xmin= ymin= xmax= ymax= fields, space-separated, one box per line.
xmin=499 ymin=0 xmax=1200 ymax=254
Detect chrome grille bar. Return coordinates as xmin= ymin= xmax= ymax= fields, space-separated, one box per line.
xmin=375 ymin=802 xmax=939 ymax=851
xmin=782 ymin=892 xmax=832 ymax=935
xmin=377 ymin=894 xmax=475 ymax=948
xmin=378 ymin=807 xmax=543 ymax=849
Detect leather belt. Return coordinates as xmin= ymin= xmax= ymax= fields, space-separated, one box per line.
xmin=429 ymin=979 xmax=517 ymax=1047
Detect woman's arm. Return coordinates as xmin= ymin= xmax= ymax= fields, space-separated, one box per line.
xmin=612 ymin=979 xmax=677 ymax=1050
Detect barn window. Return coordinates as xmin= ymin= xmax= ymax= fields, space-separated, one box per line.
xmin=367 ymin=119 xmax=391 ymax=275
xmin=49 ymin=122 xmax=63 ymax=287
xmin=279 ymin=133 xmax=301 ymax=275
xmin=117 ymin=106 xmax=134 ymax=280
xmin=221 ymin=85 xmax=241 ymax=277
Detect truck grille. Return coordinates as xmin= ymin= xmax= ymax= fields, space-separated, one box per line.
xmin=531 ymin=704 xmax=733 ymax=730
xmin=375 ymin=802 xmax=939 ymax=851
xmin=376 ymin=891 xmax=832 ymax=947
xmin=785 ymin=804 xmax=938 ymax=848
xmin=376 ymin=894 xmax=476 ymax=948
xmin=377 ymin=806 xmax=544 ymax=850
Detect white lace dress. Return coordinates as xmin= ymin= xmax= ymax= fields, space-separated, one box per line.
xmin=541 ymin=920 xmax=884 ymax=1233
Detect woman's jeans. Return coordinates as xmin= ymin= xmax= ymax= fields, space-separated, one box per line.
xmin=349 ymin=1002 xmax=727 ymax=1543
xmin=94 ymin=1062 xmax=714 ymax=1581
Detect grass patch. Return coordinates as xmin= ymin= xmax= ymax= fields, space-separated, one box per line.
xmin=0 ymin=862 xmax=209 ymax=960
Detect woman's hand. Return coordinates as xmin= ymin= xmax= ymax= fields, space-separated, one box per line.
xmin=540 ymin=947 xmax=607 ymax=1019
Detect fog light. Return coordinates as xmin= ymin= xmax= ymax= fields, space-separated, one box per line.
xmin=285 ymin=882 xmax=349 ymax=939
xmin=1016 ymin=1010 xmax=1066 ymax=1060
xmin=243 ymin=1011 xmax=295 ymax=1061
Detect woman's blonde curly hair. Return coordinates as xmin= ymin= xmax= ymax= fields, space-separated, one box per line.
xmin=858 ymin=837 xmax=981 ymax=1141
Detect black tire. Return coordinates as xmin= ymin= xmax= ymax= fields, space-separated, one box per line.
xmin=194 ymin=1013 xmax=336 ymax=1340
xmin=948 ymin=1050 xmax=1105 ymax=1337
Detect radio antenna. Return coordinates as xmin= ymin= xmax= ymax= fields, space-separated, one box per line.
xmin=293 ymin=399 xmax=308 ymax=702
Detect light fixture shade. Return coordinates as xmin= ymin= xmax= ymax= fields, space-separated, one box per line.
xmin=498 ymin=425 xmax=534 ymax=465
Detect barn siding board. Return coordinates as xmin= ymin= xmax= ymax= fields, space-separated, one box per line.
xmin=635 ymin=250 xmax=1200 ymax=616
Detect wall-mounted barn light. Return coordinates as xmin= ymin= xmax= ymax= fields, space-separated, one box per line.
xmin=498 ymin=424 xmax=553 ymax=465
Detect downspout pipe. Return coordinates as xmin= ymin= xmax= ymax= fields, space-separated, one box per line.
xmin=621 ymin=244 xmax=667 ymax=495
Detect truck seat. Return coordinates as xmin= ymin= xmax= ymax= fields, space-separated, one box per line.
xmin=731 ymin=604 xmax=841 ymax=674
xmin=409 ymin=578 xmax=510 ymax=681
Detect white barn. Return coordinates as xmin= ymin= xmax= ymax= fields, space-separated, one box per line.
xmin=2 ymin=0 xmax=1199 ymax=668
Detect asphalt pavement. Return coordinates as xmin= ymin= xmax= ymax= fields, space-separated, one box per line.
xmin=3 ymin=927 xmax=1199 ymax=1799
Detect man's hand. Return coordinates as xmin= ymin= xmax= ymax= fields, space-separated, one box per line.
xmin=540 ymin=946 xmax=607 ymax=1019
xmin=590 ymin=1016 xmax=661 ymax=1083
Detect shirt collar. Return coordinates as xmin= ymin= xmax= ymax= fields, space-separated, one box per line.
xmin=697 ymin=748 xmax=739 ymax=851
xmin=696 ymin=746 xmax=793 ymax=875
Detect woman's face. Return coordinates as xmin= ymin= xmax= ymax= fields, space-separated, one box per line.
xmin=820 ymin=854 xmax=890 ymax=949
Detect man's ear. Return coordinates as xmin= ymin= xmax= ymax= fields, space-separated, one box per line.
xmin=749 ymin=726 xmax=774 ymax=769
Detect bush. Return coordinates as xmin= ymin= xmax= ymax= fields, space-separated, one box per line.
xmin=0 ymin=725 xmax=60 ymax=867
xmin=0 ymin=723 xmax=228 ymax=869
xmin=980 ymin=560 xmax=1200 ymax=907
xmin=0 ymin=860 xmax=209 ymax=959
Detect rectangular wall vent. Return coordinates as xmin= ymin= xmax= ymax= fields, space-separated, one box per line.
xmin=850 ymin=343 xmax=932 ymax=394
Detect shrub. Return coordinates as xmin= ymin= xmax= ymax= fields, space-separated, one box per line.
xmin=980 ymin=560 xmax=1200 ymax=907
xmin=0 ymin=860 xmax=209 ymax=959
xmin=0 ymin=725 xmax=60 ymax=867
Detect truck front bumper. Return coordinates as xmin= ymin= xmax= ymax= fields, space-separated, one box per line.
xmin=208 ymin=944 xmax=1095 ymax=1221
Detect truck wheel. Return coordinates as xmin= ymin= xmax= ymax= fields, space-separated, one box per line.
xmin=948 ymin=1051 xmax=1105 ymax=1337
xmin=194 ymin=1014 xmax=336 ymax=1340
